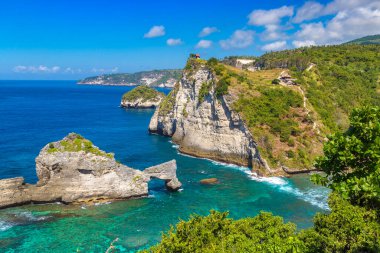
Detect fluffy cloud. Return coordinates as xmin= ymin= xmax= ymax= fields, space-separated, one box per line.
xmin=13 ymin=65 xmax=61 ymax=73
xmin=259 ymin=24 xmax=288 ymax=41
xmin=295 ymin=5 xmax=380 ymax=44
xmin=144 ymin=25 xmax=165 ymax=38
xmin=199 ymin=27 xmax=219 ymax=37
xmin=248 ymin=6 xmax=293 ymax=26
xmin=166 ymin=38 xmax=183 ymax=46
xmin=219 ymin=30 xmax=254 ymax=49
xmin=293 ymin=1 xmax=324 ymax=23
xmin=196 ymin=40 xmax=212 ymax=49
xmin=292 ymin=40 xmax=316 ymax=48
xmin=261 ymin=41 xmax=287 ymax=51
xmin=293 ymin=0 xmax=379 ymax=24
xmin=324 ymin=0 xmax=379 ymax=15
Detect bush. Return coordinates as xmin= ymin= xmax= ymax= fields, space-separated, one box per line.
xmin=215 ymin=78 xmax=230 ymax=97
xmin=312 ymin=106 xmax=380 ymax=209
xmin=300 ymin=193 xmax=380 ymax=253
xmin=142 ymin=211 xmax=305 ymax=253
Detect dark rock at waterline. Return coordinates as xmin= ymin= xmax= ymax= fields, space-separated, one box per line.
xmin=200 ymin=178 xmax=219 ymax=185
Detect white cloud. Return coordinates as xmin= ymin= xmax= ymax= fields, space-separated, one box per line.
xmin=13 ymin=65 xmax=61 ymax=73
xmin=292 ymin=40 xmax=316 ymax=48
xmin=13 ymin=66 xmax=28 ymax=72
xmin=324 ymin=0 xmax=379 ymax=15
xmin=219 ymin=30 xmax=254 ymax=49
xmin=248 ymin=6 xmax=293 ymax=26
xmin=144 ymin=25 xmax=165 ymax=38
xmin=64 ymin=67 xmax=82 ymax=74
xmin=261 ymin=41 xmax=287 ymax=51
xmin=91 ymin=67 xmax=119 ymax=73
xmin=295 ymin=5 xmax=380 ymax=44
xmin=199 ymin=27 xmax=219 ymax=37
xmin=293 ymin=1 xmax=324 ymax=23
xmin=166 ymin=38 xmax=183 ymax=46
xmin=293 ymin=0 xmax=380 ymax=23
xmin=260 ymin=24 xmax=287 ymax=41
xmin=196 ymin=40 xmax=213 ymax=49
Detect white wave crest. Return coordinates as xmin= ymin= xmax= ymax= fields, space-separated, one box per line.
xmin=0 ymin=220 xmax=14 ymax=231
xmin=18 ymin=211 xmax=50 ymax=221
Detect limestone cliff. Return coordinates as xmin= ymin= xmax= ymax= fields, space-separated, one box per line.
xmin=149 ymin=57 xmax=326 ymax=175
xmin=149 ymin=61 xmax=270 ymax=173
xmin=0 ymin=133 xmax=181 ymax=209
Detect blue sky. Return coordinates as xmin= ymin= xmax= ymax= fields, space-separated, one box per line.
xmin=0 ymin=0 xmax=379 ymax=80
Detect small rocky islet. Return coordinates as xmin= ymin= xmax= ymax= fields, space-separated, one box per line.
xmin=120 ymin=85 xmax=165 ymax=108
xmin=0 ymin=133 xmax=181 ymax=209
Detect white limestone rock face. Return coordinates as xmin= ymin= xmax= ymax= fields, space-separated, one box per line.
xmin=121 ymin=97 xmax=163 ymax=109
xmin=0 ymin=133 xmax=181 ymax=209
xmin=149 ymin=65 xmax=268 ymax=171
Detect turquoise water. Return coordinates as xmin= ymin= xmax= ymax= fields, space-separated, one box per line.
xmin=0 ymin=81 xmax=329 ymax=252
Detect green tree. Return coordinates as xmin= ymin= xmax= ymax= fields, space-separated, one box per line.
xmin=300 ymin=193 xmax=380 ymax=253
xmin=312 ymin=106 xmax=380 ymax=208
xmin=142 ymin=210 xmax=305 ymax=253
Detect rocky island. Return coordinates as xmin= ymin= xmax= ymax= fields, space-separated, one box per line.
xmin=78 ymin=69 xmax=182 ymax=88
xmin=0 ymin=133 xmax=181 ymax=209
xmin=121 ymin=86 xmax=165 ymax=108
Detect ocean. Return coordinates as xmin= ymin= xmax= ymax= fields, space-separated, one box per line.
xmin=0 ymin=80 xmax=329 ymax=252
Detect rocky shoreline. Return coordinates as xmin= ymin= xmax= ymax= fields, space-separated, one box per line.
xmin=0 ymin=133 xmax=181 ymax=209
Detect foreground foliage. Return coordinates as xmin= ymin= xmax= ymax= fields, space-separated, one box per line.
xmin=142 ymin=211 xmax=304 ymax=253
xmin=313 ymin=106 xmax=380 ymax=209
xmin=141 ymin=193 xmax=379 ymax=253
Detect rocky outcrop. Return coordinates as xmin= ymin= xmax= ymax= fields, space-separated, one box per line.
xmin=0 ymin=133 xmax=181 ymax=209
xmin=121 ymin=86 xmax=165 ymax=108
xmin=200 ymin=178 xmax=219 ymax=185
xmin=121 ymin=98 xmax=163 ymax=109
xmin=149 ymin=62 xmax=270 ymax=173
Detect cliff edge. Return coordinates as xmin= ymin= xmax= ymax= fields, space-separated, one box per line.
xmin=149 ymin=59 xmax=271 ymax=174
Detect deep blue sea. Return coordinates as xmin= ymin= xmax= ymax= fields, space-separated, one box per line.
xmin=0 ymin=80 xmax=329 ymax=252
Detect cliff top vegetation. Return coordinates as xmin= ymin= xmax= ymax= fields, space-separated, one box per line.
xmin=122 ymin=86 xmax=165 ymax=103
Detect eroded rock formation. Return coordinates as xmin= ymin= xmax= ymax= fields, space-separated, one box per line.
xmin=149 ymin=62 xmax=270 ymax=173
xmin=0 ymin=133 xmax=181 ymax=209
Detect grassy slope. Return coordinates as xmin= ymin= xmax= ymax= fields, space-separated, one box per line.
xmin=206 ymin=60 xmax=321 ymax=169
xmin=208 ymin=44 xmax=380 ymax=170
xmin=344 ymin=34 xmax=380 ymax=45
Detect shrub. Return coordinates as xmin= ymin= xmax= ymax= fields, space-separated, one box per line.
xmin=215 ymin=78 xmax=230 ymax=97
xmin=142 ymin=211 xmax=305 ymax=253
xmin=312 ymin=106 xmax=380 ymax=209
